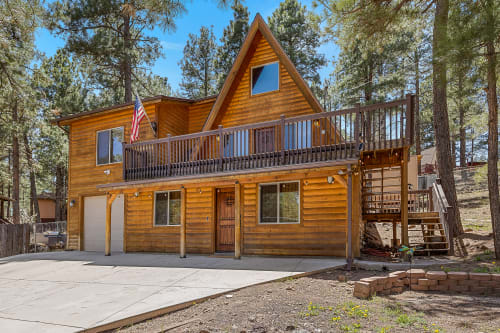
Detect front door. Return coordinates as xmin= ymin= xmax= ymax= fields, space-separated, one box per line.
xmin=216 ymin=188 xmax=235 ymax=252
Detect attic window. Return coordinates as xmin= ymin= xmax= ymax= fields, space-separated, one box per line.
xmin=251 ymin=62 xmax=279 ymax=95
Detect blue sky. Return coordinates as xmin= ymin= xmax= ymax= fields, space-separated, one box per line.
xmin=35 ymin=0 xmax=339 ymax=92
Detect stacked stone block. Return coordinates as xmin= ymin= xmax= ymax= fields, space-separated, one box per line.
xmin=353 ymin=269 xmax=500 ymax=299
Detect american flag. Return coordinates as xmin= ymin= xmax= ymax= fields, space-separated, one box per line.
xmin=130 ymin=95 xmax=146 ymax=143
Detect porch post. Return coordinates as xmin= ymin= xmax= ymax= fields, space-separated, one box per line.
xmin=401 ymin=147 xmax=409 ymax=246
xmin=180 ymin=186 xmax=186 ymax=258
xmin=105 ymin=193 xmax=117 ymax=256
xmin=234 ymin=181 xmax=241 ymax=259
xmin=347 ymin=165 xmax=353 ymax=270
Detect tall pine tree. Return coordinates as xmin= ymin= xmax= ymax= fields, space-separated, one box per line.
xmin=268 ymin=0 xmax=326 ymax=85
xmin=215 ymin=0 xmax=249 ymax=90
xmin=179 ymin=26 xmax=217 ymax=99
xmin=47 ymin=0 xmax=185 ymax=103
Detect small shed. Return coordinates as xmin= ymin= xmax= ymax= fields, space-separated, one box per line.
xmin=37 ymin=193 xmax=56 ymax=223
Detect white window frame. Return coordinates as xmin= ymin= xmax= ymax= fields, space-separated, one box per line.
xmin=153 ymin=190 xmax=181 ymax=227
xmin=258 ymin=181 xmax=300 ymax=224
xmin=96 ymin=126 xmax=124 ymax=166
xmin=250 ymin=61 xmax=280 ymax=96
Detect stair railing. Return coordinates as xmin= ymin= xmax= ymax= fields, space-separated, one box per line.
xmin=431 ymin=181 xmax=453 ymax=255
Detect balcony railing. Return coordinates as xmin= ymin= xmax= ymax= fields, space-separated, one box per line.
xmin=123 ymin=94 xmax=415 ymax=181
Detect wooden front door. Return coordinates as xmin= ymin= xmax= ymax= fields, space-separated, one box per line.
xmin=216 ymin=188 xmax=235 ymax=252
xmin=254 ymin=127 xmax=275 ymax=153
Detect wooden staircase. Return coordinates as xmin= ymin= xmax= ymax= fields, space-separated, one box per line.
xmin=408 ymin=212 xmax=449 ymax=255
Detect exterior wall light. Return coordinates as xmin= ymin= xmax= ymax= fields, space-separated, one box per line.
xmin=327 ymin=176 xmax=335 ymax=184
xmin=69 ymin=199 xmax=76 ymax=207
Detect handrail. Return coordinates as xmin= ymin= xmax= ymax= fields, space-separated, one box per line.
xmin=122 ymin=95 xmax=415 ymax=181
xmin=432 ymin=182 xmax=453 ymax=255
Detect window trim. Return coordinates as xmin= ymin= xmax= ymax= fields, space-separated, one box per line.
xmin=153 ymin=190 xmax=182 ymax=227
xmin=250 ymin=61 xmax=280 ymax=96
xmin=96 ymin=126 xmax=124 ymax=166
xmin=258 ymin=181 xmax=300 ymax=225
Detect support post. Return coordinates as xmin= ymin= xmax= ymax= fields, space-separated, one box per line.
xmin=401 ymin=147 xmax=409 ymax=246
xmin=234 ymin=181 xmax=241 ymax=259
xmin=180 ymin=186 xmax=186 ymax=258
xmin=347 ymin=165 xmax=353 ymax=270
xmin=105 ymin=193 xmax=118 ymax=256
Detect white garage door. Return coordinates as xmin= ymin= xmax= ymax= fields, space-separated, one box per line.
xmin=84 ymin=195 xmax=124 ymax=252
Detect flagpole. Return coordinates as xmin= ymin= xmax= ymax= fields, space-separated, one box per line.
xmin=133 ymin=88 xmax=157 ymax=137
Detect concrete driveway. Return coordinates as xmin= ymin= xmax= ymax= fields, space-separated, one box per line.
xmin=0 ymin=252 xmax=345 ymax=332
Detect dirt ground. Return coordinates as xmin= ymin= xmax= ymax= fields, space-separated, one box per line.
xmin=114 ymin=268 xmax=500 ymax=333
xmin=115 ymin=189 xmax=499 ymax=333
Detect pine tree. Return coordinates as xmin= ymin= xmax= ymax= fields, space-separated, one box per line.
xmin=268 ymin=0 xmax=326 ymax=85
xmin=0 ymin=0 xmax=42 ymax=223
xmin=215 ymin=0 xmax=249 ymax=90
xmin=47 ymin=0 xmax=186 ymax=103
xmin=179 ymin=26 xmax=218 ymax=99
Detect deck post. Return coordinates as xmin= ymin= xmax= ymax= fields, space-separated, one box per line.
xmin=280 ymin=115 xmax=285 ymax=163
xmin=166 ymin=134 xmax=171 ymax=177
xmin=234 ymin=181 xmax=241 ymax=259
xmin=347 ymin=164 xmax=353 ymax=270
xmin=105 ymin=193 xmax=117 ymax=256
xmin=401 ymin=147 xmax=409 ymax=246
xmin=218 ymin=125 xmax=224 ymax=171
xmin=180 ymin=186 xmax=186 ymax=258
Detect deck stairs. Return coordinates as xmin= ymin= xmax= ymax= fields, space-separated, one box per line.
xmin=408 ymin=212 xmax=449 ymax=255
xmin=362 ymin=166 xmax=450 ymax=256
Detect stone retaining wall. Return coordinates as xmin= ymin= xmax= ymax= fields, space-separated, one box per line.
xmin=353 ymin=269 xmax=500 ymax=299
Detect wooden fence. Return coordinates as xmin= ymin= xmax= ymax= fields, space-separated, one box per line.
xmin=0 ymin=224 xmax=30 ymax=258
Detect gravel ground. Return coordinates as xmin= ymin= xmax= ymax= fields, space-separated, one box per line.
xmin=113 ymin=268 xmax=500 ymax=333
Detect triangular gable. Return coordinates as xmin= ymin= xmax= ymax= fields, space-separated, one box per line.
xmin=201 ymin=13 xmax=324 ymax=131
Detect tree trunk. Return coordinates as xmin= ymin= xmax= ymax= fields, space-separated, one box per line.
xmin=458 ymin=74 xmax=467 ymax=167
xmin=415 ymin=51 xmax=422 ymax=175
xmin=55 ymin=163 xmax=65 ymax=221
xmin=123 ymin=14 xmax=132 ymax=103
xmin=486 ymin=40 xmax=500 ymax=259
xmin=11 ymin=102 xmax=20 ymax=224
xmin=432 ymin=0 xmax=464 ymax=240
xmin=24 ymin=133 xmax=40 ymax=224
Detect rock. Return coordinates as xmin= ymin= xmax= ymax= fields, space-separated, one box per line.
xmin=226 ymin=294 xmax=233 ymax=298
xmin=337 ymin=274 xmax=347 ymax=282
xmin=285 ymin=325 xmax=295 ymax=331
xmin=286 ymin=286 xmax=294 ymax=291
xmin=248 ymin=316 xmax=256 ymax=322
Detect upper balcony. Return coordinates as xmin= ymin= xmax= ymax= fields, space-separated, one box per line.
xmin=122 ymin=95 xmax=415 ymax=182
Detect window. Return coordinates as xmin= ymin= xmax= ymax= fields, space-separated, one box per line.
xmin=97 ymin=127 xmax=123 ymax=165
xmin=259 ymin=182 xmax=299 ymax=224
xmin=284 ymin=122 xmax=312 ymax=150
xmin=251 ymin=62 xmax=279 ymax=95
xmin=223 ymin=131 xmax=249 ymax=157
xmin=154 ymin=191 xmax=181 ymax=226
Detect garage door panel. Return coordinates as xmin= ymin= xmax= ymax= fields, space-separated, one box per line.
xmin=84 ymin=195 xmax=124 ymax=252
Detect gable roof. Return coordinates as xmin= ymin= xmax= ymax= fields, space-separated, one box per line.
xmin=200 ymin=13 xmax=324 ymax=132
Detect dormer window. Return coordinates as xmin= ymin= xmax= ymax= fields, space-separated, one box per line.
xmin=251 ymin=62 xmax=279 ymax=95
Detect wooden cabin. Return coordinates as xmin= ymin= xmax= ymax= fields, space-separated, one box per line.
xmin=55 ymin=14 xmax=435 ymax=261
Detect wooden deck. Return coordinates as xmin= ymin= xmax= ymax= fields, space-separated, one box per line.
xmin=122 ymin=95 xmax=415 ymax=182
